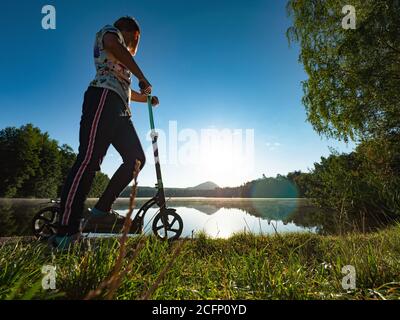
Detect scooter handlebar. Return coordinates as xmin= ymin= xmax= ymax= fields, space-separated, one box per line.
xmin=138 ymin=79 xmax=146 ymax=90
xmin=139 ymin=80 xmax=156 ymax=129
xmin=138 ymin=79 xmax=151 ymax=95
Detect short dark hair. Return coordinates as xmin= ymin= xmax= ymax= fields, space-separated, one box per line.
xmin=114 ymin=16 xmax=140 ymax=33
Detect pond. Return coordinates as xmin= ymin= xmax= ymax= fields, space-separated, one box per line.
xmin=0 ymin=198 xmax=394 ymax=238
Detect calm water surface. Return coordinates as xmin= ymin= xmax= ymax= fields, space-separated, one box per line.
xmin=2 ymin=197 xmax=394 ymax=238
xmin=0 ymin=198 xmax=324 ymax=238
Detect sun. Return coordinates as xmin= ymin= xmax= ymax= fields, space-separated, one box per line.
xmin=198 ymin=136 xmax=252 ymax=187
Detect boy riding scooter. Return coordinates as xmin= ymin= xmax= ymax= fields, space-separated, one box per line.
xmin=51 ymin=16 xmax=158 ymax=249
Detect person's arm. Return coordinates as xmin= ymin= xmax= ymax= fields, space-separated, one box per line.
xmin=130 ymin=90 xmax=147 ymax=103
xmin=131 ymin=90 xmax=159 ymax=106
xmin=103 ymin=32 xmax=152 ymax=93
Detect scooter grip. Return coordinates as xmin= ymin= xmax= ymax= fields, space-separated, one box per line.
xmin=139 ymin=79 xmax=150 ymax=91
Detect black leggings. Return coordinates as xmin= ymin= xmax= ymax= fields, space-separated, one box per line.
xmin=58 ymin=87 xmax=146 ymax=235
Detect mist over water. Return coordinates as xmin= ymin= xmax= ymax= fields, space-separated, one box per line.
xmin=0 ymin=198 xmax=394 ymax=238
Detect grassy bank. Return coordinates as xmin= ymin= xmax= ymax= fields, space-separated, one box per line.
xmin=1 ymin=225 xmax=400 ymax=300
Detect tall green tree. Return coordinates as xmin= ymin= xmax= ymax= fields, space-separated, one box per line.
xmin=286 ymin=0 xmax=400 ymax=220
xmin=287 ymin=0 xmax=400 ymax=141
xmin=0 ymin=124 xmax=45 ymax=197
xmin=57 ymin=144 xmax=76 ymax=195
xmin=19 ymin=132 xmax=61 ymax=198
xmin=88 ymin=172 xmax=110 ymax=198
xmin=0 ymin=124 xmax=110 ymax=199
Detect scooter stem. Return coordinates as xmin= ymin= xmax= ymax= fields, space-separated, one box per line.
xmin=144 ymin=94 xmax=165 ymax=198
xmin=147 ymin=96 xmax=156 ymax=131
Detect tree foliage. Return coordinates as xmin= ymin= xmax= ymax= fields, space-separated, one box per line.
xmin=299 ymin=140 xmax=400 ymax=221
xmin=287 ymin=0 xmax=400 ymax=141
xmin=88 ymin=172 xmax=111 ymax=198
xmin=122 ymin=174 xmax=302 ymax=198
xmin=0 ymin=124 xmax=110 ymax=198
xmin=286 ymin=0 xmax=400 ymax=221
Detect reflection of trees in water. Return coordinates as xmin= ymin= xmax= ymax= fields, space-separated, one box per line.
xmin=113 ymin=198 xmax=307 ymax=222
xmin=168 ymin=199 xmax=301 ymax=221
xmin=0 ymin=202 xmax=18 ymax=236
xmin=110 ymin=200 xmax=223 ymax=215
xmin=177 ymin=204 xmax=220 ymax=215
xmin=0 ymin=200 xmax=39 ymax=236
xmin=2 ymin=199 xmax=398 ymax=237
xmin=167 ymin=199 xmax=399 ymax=235
xmin=286 ymin=206 xmax=399 ymax=235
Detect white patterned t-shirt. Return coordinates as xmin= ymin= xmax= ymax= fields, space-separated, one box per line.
xmin=90 ymin=25 xmax=132 ymax=115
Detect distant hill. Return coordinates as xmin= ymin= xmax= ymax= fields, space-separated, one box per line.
xmin=188 ymin=181 xmax=219 ymax=190
xmin=120 ymin=176 xmax=303 ymax=198
xmin=121 ymin=181 xmax=220 ymax=198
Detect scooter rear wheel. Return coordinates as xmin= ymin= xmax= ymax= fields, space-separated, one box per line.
xmin=152 ymin=209 xmax=183 ymax=241
xmin=32 ymin=206 xmax=60 ymax=240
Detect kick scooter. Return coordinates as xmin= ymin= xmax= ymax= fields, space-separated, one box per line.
xmin=32 ymin=85 xmax=184 ymax=241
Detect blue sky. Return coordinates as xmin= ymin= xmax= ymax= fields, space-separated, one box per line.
xmin=0 ymin=0 xmax=354 ymax=188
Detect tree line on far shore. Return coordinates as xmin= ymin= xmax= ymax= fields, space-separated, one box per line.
xmin=1 ymin=1 xmax=399 ymax=230
xmin=0 ymin=124 xmax=109 ymax=199
xmin=0 ymin=123 xmax=306 ymax=200
xmin=1 ymin=122 xmax=398 ymax=228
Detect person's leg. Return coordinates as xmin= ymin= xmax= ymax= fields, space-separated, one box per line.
xmin=95 ymin=117 xmax=146 ymax=212
xmin=58 ymin=87 xmax=114 ymax=235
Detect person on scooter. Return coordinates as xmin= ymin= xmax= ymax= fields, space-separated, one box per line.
xmin=51 ymin=16 xmax=158 ymax=249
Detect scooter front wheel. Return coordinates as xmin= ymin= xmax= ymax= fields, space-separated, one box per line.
xmin=32 ymin=206 xmax=60 ymax=240
xmin=152 ymin=209 xmax=183 ymax=241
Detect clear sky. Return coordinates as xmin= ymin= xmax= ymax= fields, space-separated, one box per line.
xmin=0 ymin=0 xmax=354 ymax=188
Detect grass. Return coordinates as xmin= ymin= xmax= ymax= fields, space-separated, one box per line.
xmin=0 ymin=224 xmax=399 ymax=300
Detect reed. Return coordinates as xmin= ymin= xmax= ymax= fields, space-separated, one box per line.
xmin=1 ymin=223 xmax=400 ymax=300
xmin=85 ymin=160 xmax=142 ymax=300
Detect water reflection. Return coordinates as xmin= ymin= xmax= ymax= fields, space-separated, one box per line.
xmin=0 ymin=199 xmax=41 ymax=237
xmin=0 ymin=198 xmax=397 ymax=238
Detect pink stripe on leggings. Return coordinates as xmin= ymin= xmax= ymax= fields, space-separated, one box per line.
xmin=62 ymin=89 xmax=109 ymax=226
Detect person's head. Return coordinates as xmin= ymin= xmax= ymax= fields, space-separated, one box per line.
xmin=114 ymin=16 xmax=141 ymax=56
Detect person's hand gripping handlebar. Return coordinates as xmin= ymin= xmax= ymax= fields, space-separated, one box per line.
xmin=139 ymin=80 xmax=159 ymax=107
xmin=138 ymin=78 xmax=152 ymax=95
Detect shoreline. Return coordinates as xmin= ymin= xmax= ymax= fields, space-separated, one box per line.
xmin=1 ymin=226 xmax=399 ymax=299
